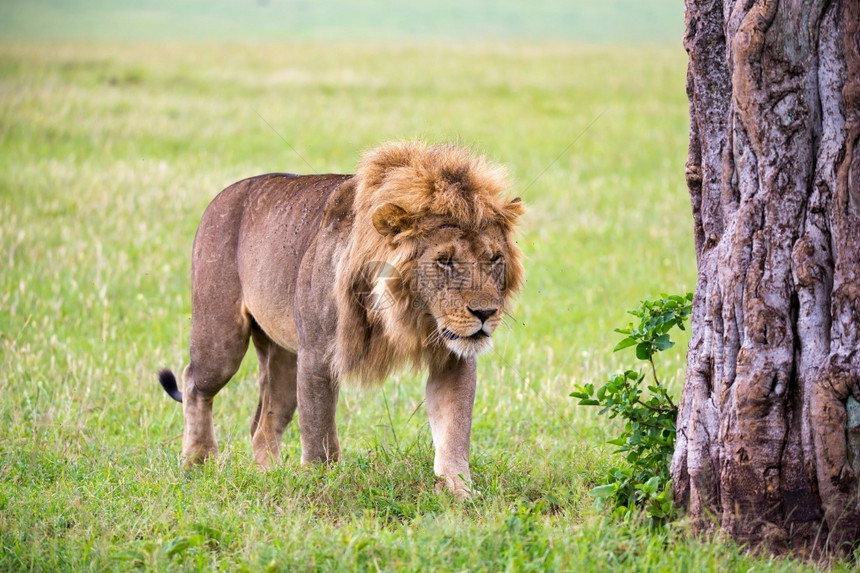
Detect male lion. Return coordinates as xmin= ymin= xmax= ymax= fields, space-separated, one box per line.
xmin=157 ymin=141 xmax=524 ymax=497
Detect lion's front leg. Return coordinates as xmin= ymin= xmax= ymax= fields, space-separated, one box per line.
xmin=296 ymin=354 xmax=341 ymax=464
xmin=426 ymin=354 xmax=477 ymax=499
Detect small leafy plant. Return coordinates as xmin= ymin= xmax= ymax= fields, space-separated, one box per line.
xmin=571 ymin=293 xmax=693 ymax=527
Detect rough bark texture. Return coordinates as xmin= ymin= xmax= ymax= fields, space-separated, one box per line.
xmin=672 ymin=0 xmax=860 ymax=552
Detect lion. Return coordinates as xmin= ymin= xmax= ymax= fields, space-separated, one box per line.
xmin=157 ymin=141 xmax=524 ymax=497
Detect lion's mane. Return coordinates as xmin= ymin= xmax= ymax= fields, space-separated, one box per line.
xmin=332 ymin=142 xmax=524 ymax=384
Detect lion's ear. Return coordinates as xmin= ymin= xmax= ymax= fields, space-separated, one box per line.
xmin=372 ymin=203 xmax=413 ymax=237
xmin=503 ymin=197 xmax=525 ymax=221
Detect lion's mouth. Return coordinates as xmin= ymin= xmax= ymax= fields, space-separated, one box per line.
xmin=441 ymin=328 xmax=460 ymax=341
xmin=441 ymin=328 xmax=489 ymax=342
xmin=439 ymin=327 xmax=494 ymax=357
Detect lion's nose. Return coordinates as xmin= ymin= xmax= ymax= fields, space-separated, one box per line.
xmin=467 ymin=306 xmax=498 ymax=323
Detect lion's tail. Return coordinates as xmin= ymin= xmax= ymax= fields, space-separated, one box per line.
xmin=158 ymin=369 xmax=183 ymax=403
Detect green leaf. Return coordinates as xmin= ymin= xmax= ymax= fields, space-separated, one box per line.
xmin=643 ymin=475 xmax=661 ymax=492
xmin=613 ymin=337 xmax=638 ymax=352
xmin=589 ymin=484 xmax=617 ymax=498
xmin=635 ymin=342 xmax=652 ymax=360
xmin=654 ymin=333 xmax=674 ymax=351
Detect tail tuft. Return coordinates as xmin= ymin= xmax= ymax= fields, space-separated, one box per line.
xmin=158 ymin=369 xmax=183 ymax=403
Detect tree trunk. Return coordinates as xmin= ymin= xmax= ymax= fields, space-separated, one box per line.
xmin=671 ymin=0 xmax=860 ymax=553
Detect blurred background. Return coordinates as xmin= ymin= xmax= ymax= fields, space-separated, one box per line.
xmin=0 ymin=0 xmax=683 ymax=44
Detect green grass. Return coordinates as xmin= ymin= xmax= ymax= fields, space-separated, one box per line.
xmin=0 ymin=37 xmax=836 ymax=572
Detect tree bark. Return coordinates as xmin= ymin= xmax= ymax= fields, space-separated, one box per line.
xmin=672 ymin=0 xmax=860 ymax=553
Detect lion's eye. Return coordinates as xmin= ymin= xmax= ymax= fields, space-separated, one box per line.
xmin=489 ymin=254 xmax=503 ymax=264
xmin=436 ymin=256 xmax=454 ymax=269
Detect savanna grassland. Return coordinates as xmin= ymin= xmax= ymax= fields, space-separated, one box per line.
xmin=0 ymin=2 xmax=840 ymax=571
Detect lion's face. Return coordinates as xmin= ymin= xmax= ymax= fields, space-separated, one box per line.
xmin=402 ymin=223 xmax=513 ymax=357
xmin=368 ymin=199 xmax=523 ymax=360
xmin=415 ymin=225 xmax=508 ymax=356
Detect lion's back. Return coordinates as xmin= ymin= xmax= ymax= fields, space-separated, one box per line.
xmin=192 ymin=173 xmax=353 ymax=351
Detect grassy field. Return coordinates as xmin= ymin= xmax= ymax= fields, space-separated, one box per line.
xmin=0 ymin=7 xmax=839 ymax=571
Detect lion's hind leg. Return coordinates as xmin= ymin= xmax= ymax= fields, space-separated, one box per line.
xmin=181 ymin=305 xmax=252 ymax=466
xmin=250 ymin=325 xmax=298 ymax=468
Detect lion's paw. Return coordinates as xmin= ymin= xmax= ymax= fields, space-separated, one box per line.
xmin=434 ymin=474 xmax=479 ymax=501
